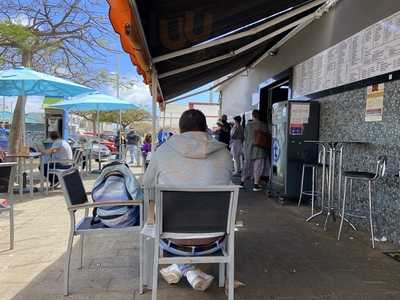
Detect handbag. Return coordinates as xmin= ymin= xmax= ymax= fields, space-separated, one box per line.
xmin=253 ymin=129 xmax=270 ymax=149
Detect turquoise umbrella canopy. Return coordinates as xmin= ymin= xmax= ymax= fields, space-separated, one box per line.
xmin=0 ymin=67 xmax=93 ymax=97
xmin=50 ymin=92 xmax=138 ymax=111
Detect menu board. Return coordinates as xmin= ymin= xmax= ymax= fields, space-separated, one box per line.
xmin=293 ymin=10 xmax=400 ymax=98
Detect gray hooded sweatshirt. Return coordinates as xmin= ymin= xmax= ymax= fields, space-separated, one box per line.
xmin=143 ymin=131 xmax=232 ymax=187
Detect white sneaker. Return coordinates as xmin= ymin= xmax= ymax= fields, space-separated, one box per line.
xmin=186 ymin=269 xmax=214 ymax=291
xmin=160 ymin=264 xmax=182 ymax=284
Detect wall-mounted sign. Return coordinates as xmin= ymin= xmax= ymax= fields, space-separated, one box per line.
xmin=293 ymin=10 xmax=400 ymax=98
xmin=365 ymin=83 xmax=384 ymax=122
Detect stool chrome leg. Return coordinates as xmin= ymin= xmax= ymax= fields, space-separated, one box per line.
xmin=368 ymin=180 xmax=375 ymax=248
xmin=338 ymin=177 xmax=347 ymax=240
xmin=311 ymin=166 xmax=315 ymax=215
xmin=298 ymin=165 xmax=305 ymax=207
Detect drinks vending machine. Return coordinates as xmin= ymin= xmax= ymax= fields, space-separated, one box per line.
xmin=271 ymin=101 xmax=320 ymax=200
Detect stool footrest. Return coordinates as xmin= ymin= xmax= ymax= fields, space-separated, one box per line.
xmin=301 ymin=191 xmax=321 ymax=196
xmin=343 ymin=212 xmax=368 ymax=219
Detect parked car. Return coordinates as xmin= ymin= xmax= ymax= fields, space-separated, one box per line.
xmin=91 ymin=142 xmax=111 ymax=160
xmin=82 ymin=132 xmax=117 ymax=154
xmin=76 ymin=135 xmax=112 ymax=160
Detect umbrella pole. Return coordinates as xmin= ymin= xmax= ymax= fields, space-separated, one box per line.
xmin=97 ymin=107 xmax=101 ymax=171
xmin=119 ymin=109 xmax=122 ymax=159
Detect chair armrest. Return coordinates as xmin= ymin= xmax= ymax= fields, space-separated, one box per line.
xmin=69 ymin=200 xmax=143 ymax=210
xmin=48 ymin=159 xmax=74 ymax=165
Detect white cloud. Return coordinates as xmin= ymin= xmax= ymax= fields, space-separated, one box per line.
xmin=2 ymin=96 xmax=44 ymax=114
xmin=11 ymin=14 xmax=32 ymax=27
xmin=105 ymin=81 xmax=152 ymax=109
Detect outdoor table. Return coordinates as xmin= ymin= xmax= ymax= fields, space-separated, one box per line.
xmin=304 ymin=141 xmax=368 ymax=230
xmin=6 ymin=152 xmax=45 ymax=196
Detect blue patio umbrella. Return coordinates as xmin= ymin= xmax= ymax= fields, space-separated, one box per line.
xmin=0 ymin=67 xmax=93 ymax=97
xmin=50 ymin=92 xmax=139 ymax=136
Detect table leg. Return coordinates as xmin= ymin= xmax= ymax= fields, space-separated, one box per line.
xmin=19 ymin=158 xmax=23 ymax=197
xmin=29 ymin=158 xmax=34 ymax=197
xmin=40 ymin=157 xmax=44 ymax=193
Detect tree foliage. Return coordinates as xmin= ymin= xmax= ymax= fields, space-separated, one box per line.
xmin=0 ymin=0 xmax=119 ymax=153
xmin=100 ymin=109 xmax=151 ymax=130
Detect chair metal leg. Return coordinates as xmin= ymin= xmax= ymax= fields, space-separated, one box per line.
xmin=64 ymin=230 xmax=74 ymax=296
xmin=79 ymin=235 xmax=84 ymax=270
xmin=228 ymin=260 xmax=234 ymax=300
xmin=151 ymin=240 xmax=159 ymax=300
xmin=338 ymin=177 xmax=347 ymax=241
xmin=368 ymin=180 xmax=375 ymax=248
xmin=9 ymin=205 xmax=14 ymax=250
xmin=139 ymin=233 xmax=144 ymax=294
xmin=298 ymin=165 xmax=305 ymax=207
xmin=219 ymin=263 xmax=225 ymax=288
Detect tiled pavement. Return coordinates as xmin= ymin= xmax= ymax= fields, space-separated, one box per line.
xmin=1 ymin=176 xmax=400 ymax=300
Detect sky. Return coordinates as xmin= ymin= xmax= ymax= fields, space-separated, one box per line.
xmin=2 ymin=1 xmax=219 ymax=114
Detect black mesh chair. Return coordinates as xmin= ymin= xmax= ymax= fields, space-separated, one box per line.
xmin=59 ymin=168 xmax=143 ymax=296
xmin=0 ymin=162 xmax=17 ymax=250
xmin=149 ymin=185 xmax=239 ymax=300
xmin=337 ymin=156 xmax=387 ymax=248
xmin=47 ymin=148 xmax=84 ymax=193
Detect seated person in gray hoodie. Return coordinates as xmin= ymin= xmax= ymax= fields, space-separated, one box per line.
xmin=144 ymin=109 xmax=232 ymax=291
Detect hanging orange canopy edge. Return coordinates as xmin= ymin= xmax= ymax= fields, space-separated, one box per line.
xmin=107 ymin=0 xmax=155 ymax=89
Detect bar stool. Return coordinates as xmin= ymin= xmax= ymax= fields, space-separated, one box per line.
xmin=337 ymin=155 xmax=386 ymax=248
xmin=298 ymin=151 xmax=328 ymax=216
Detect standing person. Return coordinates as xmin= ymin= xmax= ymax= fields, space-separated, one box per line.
xmin=144 ymin=109 xmax=232 ymax=291
xmin=126 ymin=128 xmax=141 ymax=165
xmin=141 ymin=133 xmax=152 ymax=169
xmin=215 ymin=114 xmax=231 ymax=146
xmin=157 ymin=128 xmax=167 ymax=146
xmin=40 ymin=131 xmax=73 ymax=187
xmin=241 ymin=109 xmax=267 ymax=191
xmin=230 ymin=115 xmax=244 ymax=175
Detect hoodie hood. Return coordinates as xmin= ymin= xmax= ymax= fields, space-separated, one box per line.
xmin=165 ymin=131 xmax=227 ymax=159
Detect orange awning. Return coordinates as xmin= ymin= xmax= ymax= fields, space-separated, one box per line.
xmin=107 ymin=0 xmax=151 ymax=85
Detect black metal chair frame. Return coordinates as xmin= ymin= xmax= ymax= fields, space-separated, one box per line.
xmin=59 ymin=168 xmax=143 ymax=296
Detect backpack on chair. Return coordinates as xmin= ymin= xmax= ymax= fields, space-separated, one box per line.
xmin=91 ymin=161 xmax=142 ymax=227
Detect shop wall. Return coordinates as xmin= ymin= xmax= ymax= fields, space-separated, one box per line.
xmin=221 ymin=0 xmax=400 ymax=116
xmin=316 ymin=79 xmax=400 ymax=244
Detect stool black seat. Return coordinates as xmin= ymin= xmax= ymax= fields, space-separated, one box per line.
xmin=338 ymin=155 xmax=386 ymax=248
xmin=342 ymin=171 xmax=375 ymax=179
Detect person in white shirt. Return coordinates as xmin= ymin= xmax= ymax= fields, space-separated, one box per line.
xmin=144 ymin=109 xmax=232 ymax=291
xmin=40 ymin=131 xmax=73 ymax=187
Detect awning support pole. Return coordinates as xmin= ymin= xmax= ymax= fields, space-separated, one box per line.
xmin=151 ymin=71 xmax=158 ymax=154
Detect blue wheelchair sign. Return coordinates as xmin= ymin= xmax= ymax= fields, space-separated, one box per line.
xmin=272 ymin=138 xmax=280 ymax=162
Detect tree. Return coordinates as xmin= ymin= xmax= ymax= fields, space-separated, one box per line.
xmin=100 ymin=109 xmax=151 ymax=130
xmin=0 ymin=0 xmax=114 ymax=154
xmin=72 ymin=111 xmax=97 ymax=134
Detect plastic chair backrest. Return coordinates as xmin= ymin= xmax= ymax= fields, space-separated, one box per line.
xmin=60 ymin=168 xmax=88 ymax=206
xmin=0 ymin=162 xmax=16 ymax=194
xmin=160 ymin=190 xmax=232 ymax=234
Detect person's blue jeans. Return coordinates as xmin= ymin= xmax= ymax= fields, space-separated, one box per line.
xmin=160 ymin=239 xmax=223 ymax=275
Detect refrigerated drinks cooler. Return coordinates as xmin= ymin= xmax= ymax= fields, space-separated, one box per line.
xmin=271 ymin=101 xmax=320 ymax=200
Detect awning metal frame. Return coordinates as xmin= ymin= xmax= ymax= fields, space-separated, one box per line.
xmin=158 ymin=12 xmax=316 ymax=79
xmin=153 ymin=0 xmax=327 ymax=63
xmin=164 ymin=0 xmax=340 ymax=103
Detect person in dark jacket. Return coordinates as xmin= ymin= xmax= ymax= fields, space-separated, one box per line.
xmin=126 ymin=129 xmax=141 ymax=165
xmin=215 ymin=114 xmax=231 ymax=146
xmin=230 ymin=115 xmax=244 ymax=175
